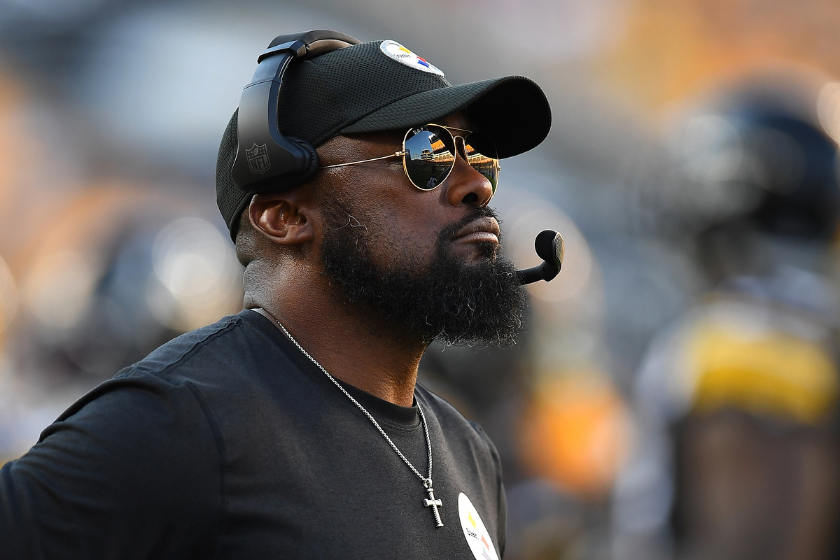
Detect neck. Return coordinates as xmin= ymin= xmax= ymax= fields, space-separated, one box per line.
xmin=252 ymin=288 xmax=426 ymax=408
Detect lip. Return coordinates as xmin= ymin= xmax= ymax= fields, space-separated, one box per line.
xmin=451 ymin=217 xmax=501 ymax=244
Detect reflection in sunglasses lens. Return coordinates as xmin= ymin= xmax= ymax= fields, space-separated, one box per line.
xmin=403 ymin=126 xmax=499 ymax=192
xmin=404 ymin=129 xmax=453 ymax=190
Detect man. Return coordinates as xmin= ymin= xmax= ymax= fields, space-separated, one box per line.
xmin=0 ymin=32 xmax=551 ymax=559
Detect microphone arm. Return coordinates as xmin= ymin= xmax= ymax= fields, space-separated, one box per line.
xmin=516 ymin=230 xmax=564 ymax=285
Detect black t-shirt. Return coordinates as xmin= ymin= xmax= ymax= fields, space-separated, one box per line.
xmin=0 ymin=310 xmax=506 ymax=559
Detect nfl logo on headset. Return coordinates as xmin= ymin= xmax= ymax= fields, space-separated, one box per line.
xmin=245 ymin=143 xmax=271 ymax=175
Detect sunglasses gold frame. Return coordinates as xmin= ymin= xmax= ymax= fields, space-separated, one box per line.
xmin=320 ymin=124 xmax=500 ymax=192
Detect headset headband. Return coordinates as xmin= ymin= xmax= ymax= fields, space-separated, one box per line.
xmin=231 ymin=30 xmax=360 ymax=192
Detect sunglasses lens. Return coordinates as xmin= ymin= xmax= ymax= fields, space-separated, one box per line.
xmin=403 ymin=127 xmax=455 ymax=190
xmin=464 ymin=132 xmax=499 ymax=193
xmin=403 ymin=126 xmax=500 ymax=192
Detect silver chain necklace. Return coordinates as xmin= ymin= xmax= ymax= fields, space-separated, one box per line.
xmin=273 ymin=318 xmax=444 ymax=528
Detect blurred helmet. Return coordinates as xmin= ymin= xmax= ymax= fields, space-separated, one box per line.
xmin=681 ymin=84 xmax=840 ymax=242
xmin=726 ymin=103 xmax=840 ymax=239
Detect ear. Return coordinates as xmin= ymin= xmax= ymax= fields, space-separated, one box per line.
xmin=248 ymin=190 xmax=315 ymax=246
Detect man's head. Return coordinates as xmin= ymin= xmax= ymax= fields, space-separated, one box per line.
xmin=217 ymin=35 xmax=551 ymax=239
xmin=217 ymin=33 xmax=551 ymax=345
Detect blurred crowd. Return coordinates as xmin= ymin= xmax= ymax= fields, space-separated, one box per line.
xmin=2 ymin=1 xmax=840 ymax=559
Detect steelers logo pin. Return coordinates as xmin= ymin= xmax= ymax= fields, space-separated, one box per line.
xmin=380 ymin=40 xmax=444 ymax=77
xmin=458 ymin=493 xmax=499 ymax=560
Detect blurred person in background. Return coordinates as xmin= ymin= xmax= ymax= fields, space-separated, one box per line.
xmin=0 ymin=30 xmax=555 ymax=559
xmin=0 ymin=66 xmax=244 ymax=465
xmin=611 ymin=86 xmax=840 ymax=560
xmin=0 ymin=186 xmax=242 ymax=462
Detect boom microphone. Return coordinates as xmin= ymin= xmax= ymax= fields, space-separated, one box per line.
xmin=516 ymin=230 xmax=564 ymax=285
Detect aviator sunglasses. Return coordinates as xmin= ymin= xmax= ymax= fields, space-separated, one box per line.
xmin=322 ymin=124 xmax=500 ymax=194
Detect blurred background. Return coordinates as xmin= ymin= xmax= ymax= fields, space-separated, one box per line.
xmin=3 ymin=0 xmax=840 ymax=558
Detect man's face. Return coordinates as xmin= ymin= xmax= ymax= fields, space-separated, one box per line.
xmin=314 ymin=114 xmax=526 ymax=346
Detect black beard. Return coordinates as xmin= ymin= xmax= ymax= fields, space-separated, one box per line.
xmin=319 ymin=201 xmax=526 ymax=346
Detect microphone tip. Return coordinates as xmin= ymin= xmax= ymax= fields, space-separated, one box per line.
xmin=535 ymin=230 xmax=563 ymax=267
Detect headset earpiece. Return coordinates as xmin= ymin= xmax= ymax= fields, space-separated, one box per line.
xmin=232 ymin=30 xmax=360 ymax=193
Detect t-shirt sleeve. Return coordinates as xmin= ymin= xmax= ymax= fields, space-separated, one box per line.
xmin=0 ymin=373 xmax=224 ymax=560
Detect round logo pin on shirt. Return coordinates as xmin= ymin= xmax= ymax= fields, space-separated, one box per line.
xmin=380 ymin=40 xmax=444 ymax=77
xmin=458 ymin=493 xmax=499 ymax=560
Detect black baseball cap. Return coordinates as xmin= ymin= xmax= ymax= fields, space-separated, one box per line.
xmin=216 ymin=38 xmax=552 ymax=239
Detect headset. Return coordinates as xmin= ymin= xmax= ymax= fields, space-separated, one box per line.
xmin=231 ymin=30 xmax=360 ymax=193
xmin=231 ymin=30 xmax=562 ymax=285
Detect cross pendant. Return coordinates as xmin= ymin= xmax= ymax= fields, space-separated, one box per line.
xmin=423 ymin=486 xmax=444 ymax=527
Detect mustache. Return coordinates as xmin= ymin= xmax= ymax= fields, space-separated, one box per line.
xmin=437 ymin=206 xmax=500 ymax=244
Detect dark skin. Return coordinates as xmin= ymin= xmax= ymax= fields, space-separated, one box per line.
xmin=243 ymin=113 xmax=496 ymax=407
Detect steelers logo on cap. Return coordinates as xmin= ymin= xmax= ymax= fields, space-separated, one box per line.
xmin=380 ymin=40 xmax=444 ymax=77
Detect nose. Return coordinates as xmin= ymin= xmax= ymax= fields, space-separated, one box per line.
xmin=444 ymin=137 xmax=494 ymax=207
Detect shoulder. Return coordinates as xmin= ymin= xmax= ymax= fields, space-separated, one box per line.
xmin=415 ymin=383 xmax=502 ymax=464
xmin=118 ymin=312 xmax=260 ymax=383
xmin=38 ymin=314 xmax=244 ymax=421
xmin=9 ymin=319 xmax=258 ymax=537
xmin=40 ymin=309 xmax=291 ymax=457
xmin=414 ymin=383 xmax=470 ymax=424
xmin=48 ymin=309 xmax=301 ymax=445
xmin=93 ymin=310 xmax=295 ymax=399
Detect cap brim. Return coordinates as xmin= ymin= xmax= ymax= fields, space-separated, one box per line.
xmin=340 ymin=76 xmax=551 ymax=159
